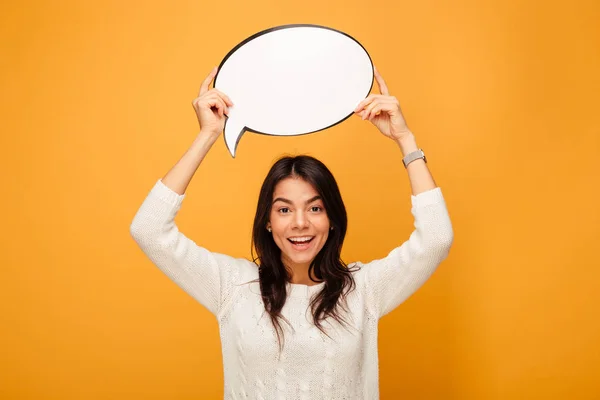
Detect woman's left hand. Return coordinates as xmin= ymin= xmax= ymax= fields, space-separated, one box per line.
xmin=354 ymin=66 xmax=412 ymax=141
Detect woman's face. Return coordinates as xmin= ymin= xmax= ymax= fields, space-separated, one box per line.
xmin=268 ymin=177 xmax=330 ymax=272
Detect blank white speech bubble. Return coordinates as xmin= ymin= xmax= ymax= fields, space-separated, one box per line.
xmin=214 ymin=24 xmax=373 ymax=157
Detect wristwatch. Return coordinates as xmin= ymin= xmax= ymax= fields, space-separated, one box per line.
xmin=402 ymin=149 xmax=427 ymax=168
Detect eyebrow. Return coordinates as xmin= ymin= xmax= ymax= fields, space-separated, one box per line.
xmin=272 ymin=195 xmax=322 ymax=206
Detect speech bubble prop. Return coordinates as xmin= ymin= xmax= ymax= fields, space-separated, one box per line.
xmin=214 ymin=24 xmax=373 ymax=157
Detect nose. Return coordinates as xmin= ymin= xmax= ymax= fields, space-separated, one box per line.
xmin=292 ymin=210 xmax=310 ymax=229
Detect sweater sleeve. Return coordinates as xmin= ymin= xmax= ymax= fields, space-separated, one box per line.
xmin=361 ymin=187 xmax=454 ymax=319
xmin=129 ymin=179 xmax=243 ymax=317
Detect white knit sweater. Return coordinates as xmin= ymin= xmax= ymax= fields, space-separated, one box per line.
xmin=130 ymin=179 xmax=454 ymax=399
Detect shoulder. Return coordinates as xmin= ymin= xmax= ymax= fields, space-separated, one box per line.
xmin=346 ymin=258 xmax=382 ymax=298
xmin=237 ymin=257 xmax=260 ymax=282
xmin=212 ymin=253 xmax=259 ymax=282
xmin=347 ymin=261 xmax=369 ymax=291
xmin=213 ymin=255 xmax=260 ymax=317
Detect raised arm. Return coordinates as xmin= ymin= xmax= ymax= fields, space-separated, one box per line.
xmin=354 ymin=65 xmax=436 ymax=196
xmin=353 ymin=66 xmax=454 ymax=318
xmin=129 ymin=68 xmax=240 ymax=317
xmin=162 ymin=66 xmax=233 ymax=195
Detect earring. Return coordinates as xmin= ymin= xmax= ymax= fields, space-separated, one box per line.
xmin=267 ymin=227 xmax=272 ymax=232
xmin=330 ymin=226 xmax=334 ymax=230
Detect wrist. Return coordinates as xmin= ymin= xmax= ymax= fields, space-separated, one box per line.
xmin=193 ymin=131 xmax=219 ymax=151
xmin=196 ymin=130 xmax=220 ymax=144
xmin=394 ymin=132 xmax=418 ymax=156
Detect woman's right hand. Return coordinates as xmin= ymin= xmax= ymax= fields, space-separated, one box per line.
xmin=192 ymin=67 xmax=234 ymax=140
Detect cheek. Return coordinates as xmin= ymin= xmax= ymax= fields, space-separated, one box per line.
xmin=315 ymin=215 xmax=331 ymax=231
xmin=313 ymin=220 xmax=331 ymax=247
xmin=269 ymin=217 xmax=290 ymax=249
xmin=269 ymin=215 xmax=286 ymax=233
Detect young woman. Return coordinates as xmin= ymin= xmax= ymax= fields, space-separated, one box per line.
xmin=130 ymin=66 xmax=454 ymax=399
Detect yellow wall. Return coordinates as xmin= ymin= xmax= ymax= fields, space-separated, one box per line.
xmin=2 ymin=0 xmax=599 ymax=398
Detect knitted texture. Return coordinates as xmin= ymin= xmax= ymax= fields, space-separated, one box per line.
xmin=130 ymin=179 xmax=454 ymax=399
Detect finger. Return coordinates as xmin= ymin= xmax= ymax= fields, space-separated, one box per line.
xmin=367 ymin=103 xmax=385 ymax=120
xmin=363 ymin=101 xmax=379 ymax=119
xmin=364 ymin=103 xmax=378 ymax=120
xmin=354 ymin=94 xmax=381 ymax=113
xmin=355 ymin=95 xmax=396 ymax=116
xmin=193 ymin=92 xmax=229 ymax=114
xmin=213 ymin=96 xmax=228 ymax=117
xmin=374 ymin=66 xmax=390 ymax=96
xmin=212 ymin=89 xmax=234 ymax=107
xmin=364 ymin=97 xmax=391 ymax=114
xmin=204 ymin=95 xmax=227 ymax=117
xmin=354 ymin=94 xmax=372 ymax=112
xmin=217 ymin=99 xmax=225 ymax=118
xmin=364 ymin=100 xmax=378 ymax=117
xmin=199 ymin=66 xmax=218 ymax=97
xmin=366 ymin=100 xmax=395 ymax=120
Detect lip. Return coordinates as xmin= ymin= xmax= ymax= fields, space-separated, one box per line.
xmin=287 ymin=236 xmax=315 ymax=251
xmin=287 ymin=236 xmax=315 ymax=241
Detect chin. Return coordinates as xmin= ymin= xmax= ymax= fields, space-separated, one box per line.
xmin=283 ymin=249 xmax=321 ymax=268
xmin=295 ymin=255 xmax=317 ymax=265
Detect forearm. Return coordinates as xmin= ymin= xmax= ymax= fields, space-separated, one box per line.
xmin=394 ymin=132 xmax=437 ymax=196
xmin=161 ymin=132 xmax=217 ymax=195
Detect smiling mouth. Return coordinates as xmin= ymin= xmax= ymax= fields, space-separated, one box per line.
xmin=287 ymin=237 xmax=315 ymax=247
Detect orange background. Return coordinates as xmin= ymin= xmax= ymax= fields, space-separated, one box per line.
xmin=2 ymin=0 xmax=599 ymax=398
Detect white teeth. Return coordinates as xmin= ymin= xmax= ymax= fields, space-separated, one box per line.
xmin=289 ymin=236 xmax=313 ymax=243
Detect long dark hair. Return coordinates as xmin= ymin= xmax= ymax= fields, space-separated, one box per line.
xmin=251 ymin=155 xmax=357 ymax=351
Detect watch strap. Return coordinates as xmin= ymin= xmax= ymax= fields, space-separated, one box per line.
xmin=402 ymin=149 xmax=427 ymax=168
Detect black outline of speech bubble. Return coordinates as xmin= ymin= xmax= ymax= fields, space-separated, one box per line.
xmin=214 ymin=24 xmax=374 ymax=158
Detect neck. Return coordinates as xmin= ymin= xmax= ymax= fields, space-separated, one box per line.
xmin=282 ymin=259 xmax=319 ymax=285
